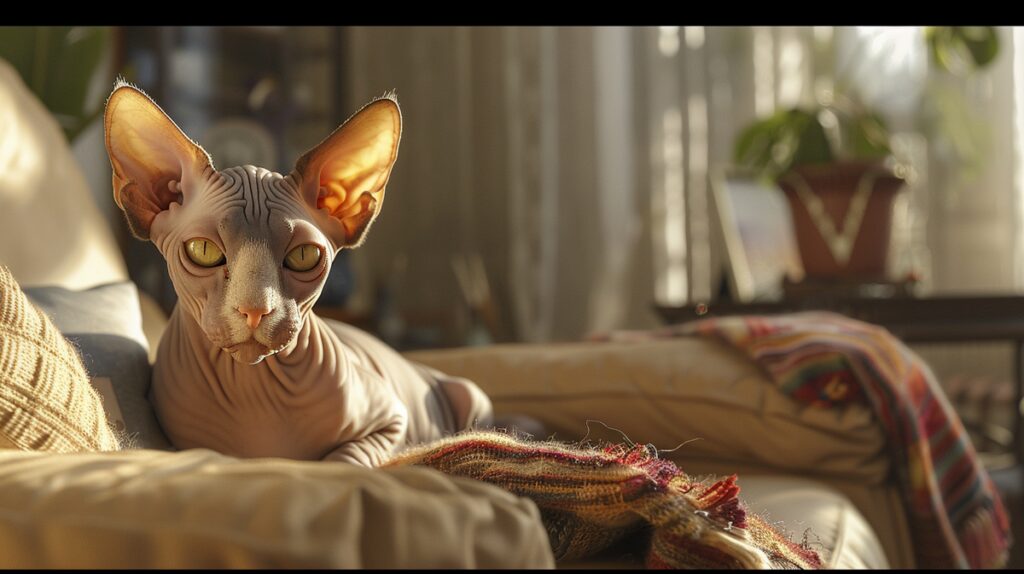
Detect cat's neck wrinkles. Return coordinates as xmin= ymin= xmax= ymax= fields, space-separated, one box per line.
xmin=170 ymin=304 xmax=344 ymax=392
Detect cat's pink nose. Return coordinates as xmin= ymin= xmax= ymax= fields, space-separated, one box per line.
xmin=238 ymin=305 xmax=272 ymax=330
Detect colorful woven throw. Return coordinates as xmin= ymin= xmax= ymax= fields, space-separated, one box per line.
xmin=594 ymin=311 xmax=1011 ymax=569
xmin=385 ymin=431 xmax=822 ymax=569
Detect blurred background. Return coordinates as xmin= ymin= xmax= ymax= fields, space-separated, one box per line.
xmin=0 ymin=26 xmax=1021 ymax=351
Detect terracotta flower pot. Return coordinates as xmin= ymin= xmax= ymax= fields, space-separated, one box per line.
xmin=777 ymin=160 xmax=905 ymax=281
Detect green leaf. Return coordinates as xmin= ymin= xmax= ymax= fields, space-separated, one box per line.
xmin=845 ymin=112 xmax=891 ymax=159
xmin=926 ymin=26 xmax=1000 ymax=75
xmin=734 ymin=109 xmax=826 ymax=180
xmin=787 ymin=109 xmax=833 ymax=167
xmin=0 ymin=28 xmax=36 ymax=85
xmin=0 ymin=26 xmax=112 ymax=142
xmin=733 ymin=110 xmax=789 ymax=180
xmin=733 ymin=107 xmax=837 ymax=181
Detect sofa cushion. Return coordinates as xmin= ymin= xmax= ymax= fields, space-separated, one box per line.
xmin=736 ymin=475 xmax=889 ymax=569
xmin=405 ymin=339 xmax=891 ymax=484
xmin=678 ymin=455 xmax=916 ymax=569
xmin=0 ymin=58 xmax=127 ymax=290
xmin=24 ymin=281 xmax=171 ymax=450
xmin=407 ymin=340 xmax=919 ymax=568
xmin=557 ymin=474 xmax=891 ymax=570
xmin=0 ymin=265 xmax=120 ymax=452
xmin=0 ymin=447 xmax=554 ymax=569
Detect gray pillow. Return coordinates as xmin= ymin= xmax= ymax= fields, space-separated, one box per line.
xmin=25 ymin=282 xmax=172 ymax=450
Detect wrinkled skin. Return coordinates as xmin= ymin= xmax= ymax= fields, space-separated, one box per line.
xmin=105 ymin=83 xmax=493 ymax=466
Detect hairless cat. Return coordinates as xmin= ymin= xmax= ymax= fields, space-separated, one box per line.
xmin=104 ymin=82 xmax=499 ymax=466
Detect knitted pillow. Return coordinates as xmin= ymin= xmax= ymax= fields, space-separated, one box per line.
xmin=24 ymin=282 xmax=171 ymax=450
xmin=0 ymin=265 xmax=121 ymax=452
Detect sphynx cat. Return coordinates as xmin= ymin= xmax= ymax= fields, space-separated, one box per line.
xmin=104 ymin=82 xmax=495 ymax=466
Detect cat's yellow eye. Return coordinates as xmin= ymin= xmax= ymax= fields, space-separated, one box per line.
xmin=284 ymin=244 xmax=322 ymax=272
xmin=185 ymin=238 xmax=225 ymax=267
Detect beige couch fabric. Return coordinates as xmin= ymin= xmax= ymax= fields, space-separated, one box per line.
xmin=405 ymin=339 xmax=890 ymax=482
xmin=0 ymin=447 xmax=555 ymax=569
xmin=407 ymin=339 xmax=915 ymax=568
xmin=558 ymin=474 xmax=893 ymax=570
xmin=0 ymin=58 xmax=127 ymax=290
xmin=731 ymin=476 xmax=890 ymax=569
xmin=0 ymin=265 xmax=121 ymax=453
xmin=679 ymin=457 xmax=915 ymax=569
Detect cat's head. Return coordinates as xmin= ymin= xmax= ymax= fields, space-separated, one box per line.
xmin=104 ymin=81 xmax=401 ymax=364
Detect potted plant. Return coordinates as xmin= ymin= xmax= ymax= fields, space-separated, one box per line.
xmin=733 ymin=27 xmax=1000 ymax=283
xmin=734 ymin=96 xmax=901 ymax=280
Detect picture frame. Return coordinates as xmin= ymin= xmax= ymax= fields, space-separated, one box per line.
xmin=710 ymin=167 xmax=805 ymax=303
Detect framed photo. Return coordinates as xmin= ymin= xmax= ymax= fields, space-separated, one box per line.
xmin=710 ymin=168 xmax=804 ymax=302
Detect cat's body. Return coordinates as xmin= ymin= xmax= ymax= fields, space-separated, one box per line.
xmin=104 ymin=86 xmax=493 ymax=466
xmin=154 ymin=291 xmax=488 ymax=466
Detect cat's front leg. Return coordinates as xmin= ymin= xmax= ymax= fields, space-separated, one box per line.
xmin=322 ymin=365 xmax=409 ymax=467
xmin=322 ymin=414 xmax=407 ymax=467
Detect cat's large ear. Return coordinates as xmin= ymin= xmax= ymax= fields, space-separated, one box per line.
xmin=104 ymin=82 xmax=214 ymax=239
xmin=293 ymin=95 xmax=401 ymax=249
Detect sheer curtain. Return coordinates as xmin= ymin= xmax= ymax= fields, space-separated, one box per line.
xmin=343 ymin=27 xmax=652 ymax=343
xmin=835 ymin=27 xmax=1023 ymax=295
xmin=341 ymin=26 xmax=1024 ymax=344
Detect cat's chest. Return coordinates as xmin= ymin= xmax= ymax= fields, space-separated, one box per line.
xmin=151 ymin=340 xmax=351 ymax=460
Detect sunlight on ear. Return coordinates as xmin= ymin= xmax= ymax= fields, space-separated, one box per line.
xmin=319 ymin=140 xmax=392 ymax=213
xmin=0 ymin=85 xmax=43 ymax=202
xmin=323 ymin=133 xmax=394 ymax=182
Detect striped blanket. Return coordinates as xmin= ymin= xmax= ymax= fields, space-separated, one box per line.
xmin=385 ymin=431 xmax=822 ymax=569
xmin=594 ymin=311 xmax=1010 ymax=569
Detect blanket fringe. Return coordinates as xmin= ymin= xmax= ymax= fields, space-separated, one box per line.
xmin=386 ymin=431 xmax=822 ymax=569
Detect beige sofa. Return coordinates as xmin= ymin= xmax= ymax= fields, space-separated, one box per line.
xmin=0 ymin=57 xmax=905 ymax=568
xmin=406 ymin=341 xmax=907 ymax=569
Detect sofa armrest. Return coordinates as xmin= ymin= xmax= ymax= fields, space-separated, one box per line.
xmin=405 ymin=339 xmax=890 ymax=484
xmin=0 ymin=448 xmax=554 ymax=569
